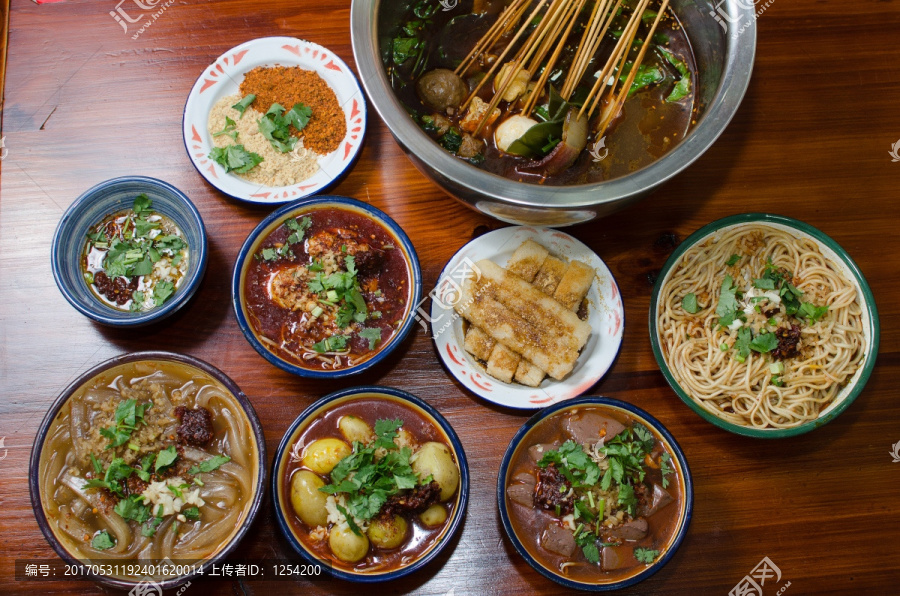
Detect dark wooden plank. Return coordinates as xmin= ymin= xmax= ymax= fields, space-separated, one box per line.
xmin=1 ymin=0 xmax=899 ymax=594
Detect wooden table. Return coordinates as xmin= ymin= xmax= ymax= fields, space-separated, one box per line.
xmin=1 ymin=0 xmax=898 ymax=593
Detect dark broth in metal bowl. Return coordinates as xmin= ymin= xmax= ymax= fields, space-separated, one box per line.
xmin=386 ymin=0 xmax=697 ymax=185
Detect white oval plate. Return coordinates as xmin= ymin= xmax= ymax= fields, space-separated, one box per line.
xmin=182 ymin=37 xmax=366 ymax=205
xmin=431 ymin=227 xmax=624 ymax=409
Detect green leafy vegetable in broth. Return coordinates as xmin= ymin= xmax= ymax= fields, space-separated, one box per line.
xmin=84 ymin=458 xmax=135 ymax=497
xmin=114 ymin=495 xmax=151 ymax=523
xmin=99 ymin=399 xmax=151 ymax=448
xmin=659 ymin=47 xmax=692 ymax=102
xmin=83 ymin=194 xmax=189 ymax=311
xmin=359 ymin=327 xmax=383 ymax=350
xmin=91 ymin=530 xmax=115 ymax=550
xmin=621 ymin=63 xmax=666 ymax=97
xmin=154 ymin=445 xmax=178 ymax=472
xmin=189 ymin=455 xmax=232 ymax=475
xmin=634 ymin=547 xmax=660 ymax=564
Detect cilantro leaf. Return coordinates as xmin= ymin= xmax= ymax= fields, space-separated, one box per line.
xmin=153 ymin=280 xmax=175 ymax=307
xmin=114 ymin=495 xmax=151 ymax=523
xmin=634 ymin=547 xmax=660 ymax=564
xmin=798 ymin=302 xmax=828 ymax=322
xmin=716 ymin=275 xmax=739 ymax=326
xmin=359 ymin=328 xmax=383 ymax=350
xmin=155 ymin=445 xmax=178 ymax=472
xmin=617 ymin=483 xmax=637 ymax=516
xmin=99 ymin=399 xmax=150 ymax=448
xmin=581 ymin=540 xmax=600 ymax=564
xmin=132 ymin=194 xmax=152 ymax=216
xmin=725 ymin=253 xmax=741 ymax=266
xmin=373 ymin=419 xmax=403 ymax=451
xmin=258 ymin=103 xmax=311 ymax=152
xmin=91 ymin=530 xmax=115 ymax=550
xmin=750 ymin=331 xmax=778 ymax=353
xmin=211 ymin=116 xmax=238 ymax=140
xmin=734 ymin=327 xmax=752 ymax=362
xmin=189 ymin=455 xmax=231 ymax=475
xmin=141 ymin=506 xmax=164 ymax=537
xmin=231 ymin=94 xmax=256 ymax=117
xmin=335 ymin=503 xmax=363 ymax=536
xmin=682 ymin=293 xmax=700 ymax=314
xmin=660 ymin=453 xmax=674 ymax=489
xmin=285 ymin=216 xmax=312 ymax=245
xmin=83 ymin=457 xmax=135 ymax=497
xmin=753 ymin=277 xmax=776 ymax=290
xmin=208 ymin=144 xmax=264 ymax=173
xmin=312 ymin=334 xmax=350 ymax=354
xmin=539 ymin=441 xmax=602 ymax=488
xmin=182 ymin=506 xmax=201 ymax=520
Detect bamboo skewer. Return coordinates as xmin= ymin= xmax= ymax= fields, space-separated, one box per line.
xmin=520 ymin=0 xmax=587 ymax=117
xmin=578 ymin=0 xmax=650 ymax=120
xmin=454 ymin=0 xmax=673 ymax=150
xmin=454 ymin=0 xmax=530 ymax=77
xmin=560 ymin=0 xmax=609 ymax=98
xmin=595 ymin=0 xmax=670 ymax=136
xmin=473 ymin=0 xmax=577 ymax=135
xmin=461 ymin=0 xmax=549 ymax=112
xmin=561 ymin=0 xmax=623 ymax=99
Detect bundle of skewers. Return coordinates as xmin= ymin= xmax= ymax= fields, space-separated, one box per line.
xmin=412 ymin=0 xmax=682 ymax=177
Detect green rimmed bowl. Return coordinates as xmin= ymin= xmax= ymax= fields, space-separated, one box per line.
xmin=649 ymin=213 xmax=879 ymax=438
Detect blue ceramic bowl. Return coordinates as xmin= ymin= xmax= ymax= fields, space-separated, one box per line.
xmin=498 ymin=396 xmax=693 ymax=591
xmin=272 ymin=386 xmax=469 ymax=582
xmin=29 ymin=351 xmax=267 ymax=591
xmin=232 ymin=196 xmax=422 ymax=378
xmin=51 ymin=176 xmax=208 ymax=326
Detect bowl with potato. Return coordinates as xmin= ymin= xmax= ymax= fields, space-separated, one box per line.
xmin=272 ymin=386 xmax=469 ymax=581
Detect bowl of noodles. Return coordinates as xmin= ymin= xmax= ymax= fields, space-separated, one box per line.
xmin=649 ymin=213 xmax=879 ymax=438
xmin=29 ymin=351 xmax=266 ymax=590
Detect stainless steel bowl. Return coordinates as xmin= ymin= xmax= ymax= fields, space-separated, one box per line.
xmin=351 ymin=0 xmax=757 ymax=226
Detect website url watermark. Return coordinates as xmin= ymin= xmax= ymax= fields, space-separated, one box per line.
xmin=730 ymin=556 xmax=790 ymax=596
xmin=415 ymin=257 xmax=484 ymax=339
xmin=109 ymin=0 xmax=177 ymax=40
xmin=710 ymin=0 xmax=776 ymax=37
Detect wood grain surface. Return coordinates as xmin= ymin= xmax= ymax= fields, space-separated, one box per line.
xmin=1 ymin=0 xmax=899 ymax=594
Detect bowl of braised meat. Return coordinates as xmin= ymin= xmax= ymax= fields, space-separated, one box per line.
xmin=499 ymin=396 xmax=692 ymax=590
xmin=232 ymin=196 xmax=422 ymax=378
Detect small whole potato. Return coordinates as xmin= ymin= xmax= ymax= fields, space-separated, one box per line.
xmin=338 ymin=415 xmax=374 ymax=444
xmin=416 ymin=69 xmax=468 ymax=113
xmin=419 ymin=504 xmax=448 ymax=527
xmin=329 ymin=525 xmax=370 ymax=563
xmin=411 ymin=442 xmax=460 ymax=501
xmin=367 ymin=515 xmax=409 ymax=549
xmin=290 ymin=470 xmax=328 ymax=527
xmin=302 ymin=438 xmax=351 ymax=475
